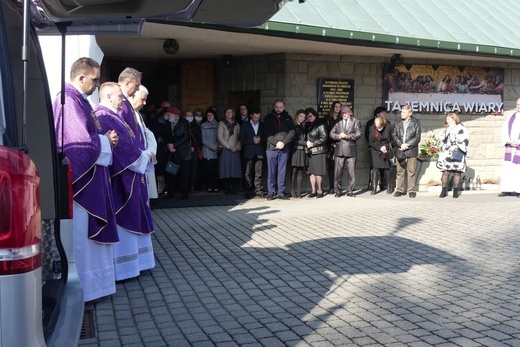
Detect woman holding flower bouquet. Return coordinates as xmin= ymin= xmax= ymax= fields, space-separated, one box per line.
xmin=436 ymin=113 xmax=470 ymax=198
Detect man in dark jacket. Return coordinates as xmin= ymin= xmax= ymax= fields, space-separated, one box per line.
xmin=239 ymin=108 xmax=266 ymax=199
xmin=236 ymin=104 xmax=250 ymax=192
xmin=263 ymin=100 xmax=295 ymax=200
xmin=391 ymin=104 xmax=421 ymax=198
xmin=162 ymin=106 xmax=192 ymax=199
xmin=149 ymin=100 xmax=171 ymax=194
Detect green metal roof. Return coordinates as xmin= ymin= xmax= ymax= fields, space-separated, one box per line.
xmin=263 ymin=0 xmax=520 ymax=59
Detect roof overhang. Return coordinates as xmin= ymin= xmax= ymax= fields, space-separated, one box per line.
xmin=92 ymin=20 xmax=520 ymax=64
xmin=258 ymin=21 xmax=520 ymax=61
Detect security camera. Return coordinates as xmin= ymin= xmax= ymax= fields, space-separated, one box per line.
xmin=390 ymin=54 xmax=404 ymax=66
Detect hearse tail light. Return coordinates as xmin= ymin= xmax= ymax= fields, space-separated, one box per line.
xmin=0 ymin=147 xmax=41 ymax=275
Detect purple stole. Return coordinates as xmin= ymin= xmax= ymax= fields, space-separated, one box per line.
xmin=121 ymin=98 xmax=144 ymax=150
xmin=95 ymin=104 xmax=153 ymax=235
xmin=504 ymin=113 xmax=520 ymax=164
xmin=52 ymin=83 xmax=118 ymax=243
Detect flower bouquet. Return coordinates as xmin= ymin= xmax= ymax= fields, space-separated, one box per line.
xmin=419 ymin=131 xmax=441 ymax=159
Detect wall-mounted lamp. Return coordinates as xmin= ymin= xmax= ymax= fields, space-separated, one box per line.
xmin=163 ymin=39 xmax=179 ymax=55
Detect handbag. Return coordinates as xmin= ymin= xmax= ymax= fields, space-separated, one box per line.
xmin=388 ymin=144 xmax=397 ymax=166
xmin=165 ymin=154 xmax=180 ymax=175
xmin=396 ymin=148 xmax=407 ymax=164
xmin=450 ymin=148 xmax=464 ymax=162
xmin=217 ymin=147 xmax=223 ymax=158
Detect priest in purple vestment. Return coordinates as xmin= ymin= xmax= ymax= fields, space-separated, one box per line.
xmin=118 ymin=67 xmax=143 ymax=146
xmin=499 ymin=97 xmax=520 ymax=197
xmin=52 ymin=57 xmax=119 ymax=303
xmin=129 ymin=84 xmax=158 ymax=199
xmin=95 ymin=81 xmax=156 ymax=281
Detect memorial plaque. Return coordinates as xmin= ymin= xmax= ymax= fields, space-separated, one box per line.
xmin=317 ymin=79 xmax=354 ymax=118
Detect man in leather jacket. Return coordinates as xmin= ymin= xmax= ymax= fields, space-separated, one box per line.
xmin=391 ymin=105 xmax=421 ymax=198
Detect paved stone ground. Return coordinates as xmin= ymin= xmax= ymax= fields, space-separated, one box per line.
xmin=79 ymin=189 xmax=520 ymax=347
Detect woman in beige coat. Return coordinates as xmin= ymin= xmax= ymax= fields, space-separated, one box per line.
xmin=217 ymin=107 xmax=242 ymax=194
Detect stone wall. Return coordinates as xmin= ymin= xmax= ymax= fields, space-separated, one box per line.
xmin=216 ymin=54 xmax=287 ymax=114
xmin=217 ymin=53 xmax=520 ymax=190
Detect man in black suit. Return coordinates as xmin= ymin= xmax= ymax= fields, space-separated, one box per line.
xmin=239 ymin=108 xmax=266 ymax=199
xmin=329 ymin=105 xmax=362 ymax=197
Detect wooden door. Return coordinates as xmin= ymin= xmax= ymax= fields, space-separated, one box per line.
xmin=180 ymin=60 xmax=215 ymax=112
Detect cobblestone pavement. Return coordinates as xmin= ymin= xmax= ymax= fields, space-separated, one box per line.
xmin=79 ymin=189 xmax=520 ymax=347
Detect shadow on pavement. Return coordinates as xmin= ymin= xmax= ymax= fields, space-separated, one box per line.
xmin=152 ymin=206 xmax=465 ymax=345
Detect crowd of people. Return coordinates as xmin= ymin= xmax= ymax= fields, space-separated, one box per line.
xmin=140 ymin=99 xmax=430 ymax=201
xmin=142 ymin=100 xmax=364 ymax=201
xmin=138 ymin=97 xmax=477 ymax=202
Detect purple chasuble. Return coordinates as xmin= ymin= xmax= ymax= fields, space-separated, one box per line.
xmin=120 ymin=96 xmax=154 ymax=231
xmin=95 ymin=105 xmax=154 ymax=234
xmin=52 ymin=83 xmax=118 ymax=243
xmin=504 ymin=112 xmax=520 ymax=164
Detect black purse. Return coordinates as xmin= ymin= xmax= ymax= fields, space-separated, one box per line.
xmin=165 ymin=153 xmax=180 ymax=175
xmin=451 ymin=148 xmax=464 ymax=162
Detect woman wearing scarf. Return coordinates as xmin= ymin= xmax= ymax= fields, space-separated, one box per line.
xmin=436 ymin=113 xmax=470 ymax=198
xmin=201 ymin=106 xmax=220 ymax=192
xmin=217 ymin=107 xmax=242 ymax=194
